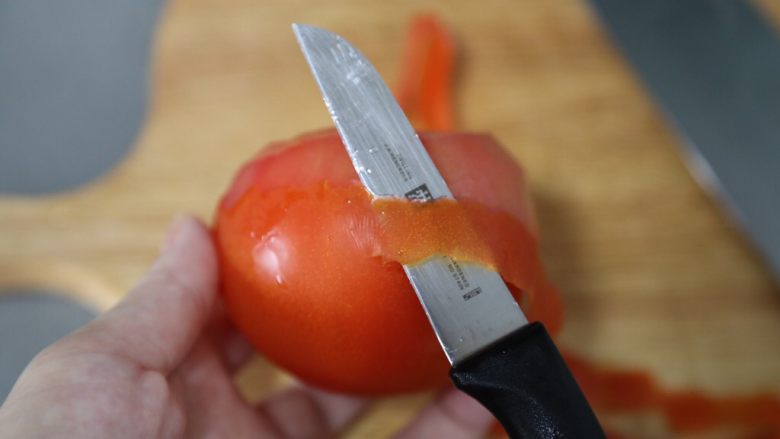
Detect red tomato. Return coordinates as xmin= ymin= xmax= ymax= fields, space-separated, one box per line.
xmin=214 ymin=129 xmax=561 ymax=394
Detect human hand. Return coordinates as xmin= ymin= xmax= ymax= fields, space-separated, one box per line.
xmin=0 ymin=215 xmax=496 ymax=438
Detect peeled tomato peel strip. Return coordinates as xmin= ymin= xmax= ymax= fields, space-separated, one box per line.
xmin=395 ymin=14 xmax=456 ymax=131
xmin=372 ymin=195 xmax=563 ymax=334
xmin=563 ymin=353 xmax=780 ymax=437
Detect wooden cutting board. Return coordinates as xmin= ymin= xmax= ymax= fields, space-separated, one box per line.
xmin=2 ymin=0 xmax=779 ymax=436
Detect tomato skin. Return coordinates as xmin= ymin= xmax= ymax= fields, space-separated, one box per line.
xmin=215 ymin=129 xmax=557 ymax=394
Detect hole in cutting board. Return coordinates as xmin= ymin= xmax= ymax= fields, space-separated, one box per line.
xmin=0 ymin=289 xmax=97 ymax=402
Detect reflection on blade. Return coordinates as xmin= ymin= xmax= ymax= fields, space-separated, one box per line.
xmin=294 ymin=24 xmax=528 ymax=365
xmin=293 ymin=24 xmax=452 ymax=201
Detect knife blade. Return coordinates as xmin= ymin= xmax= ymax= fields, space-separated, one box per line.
xmin=293 ymin=24 xmax=605 ymax=438
xmin=589 ymin=0 xmax=780 ymax=280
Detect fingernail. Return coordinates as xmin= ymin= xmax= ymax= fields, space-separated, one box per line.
xmin=161 ymin=214 xmax=190 ymax=253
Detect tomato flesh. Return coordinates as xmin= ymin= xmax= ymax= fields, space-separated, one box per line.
xmin=215 ymin=129 xmax=561 ymax=394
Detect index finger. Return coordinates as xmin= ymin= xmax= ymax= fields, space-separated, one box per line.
xmin=64 ymin=215 xmax=218 ymax=373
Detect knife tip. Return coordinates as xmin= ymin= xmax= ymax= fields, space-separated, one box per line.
xmin=291 ymin=22 xmax=302 ymax=37
xmin=291 ymin=23 xmax=341 ymax=46
xmin=291 ymin=23 xmax=317 ymax=38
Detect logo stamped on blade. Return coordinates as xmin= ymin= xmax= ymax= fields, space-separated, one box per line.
xmin=383 ymin=144 xmax=414 ymax=183
xmin=404 ymin=184 xmax=433 ymax=202
xmin=446 ymin=258 xmax=470 ymax=290
xmin=462 ymin=287 xmax=482 ymax=301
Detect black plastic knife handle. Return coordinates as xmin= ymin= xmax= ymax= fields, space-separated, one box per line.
xmin=450 ymin=322 xmax=605 ymax=438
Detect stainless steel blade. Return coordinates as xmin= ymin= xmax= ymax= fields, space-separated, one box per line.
xmin=590 ymin=0 xmax=780 ymax=280
xmin=293 ymin=24 xmax=527 ymax=365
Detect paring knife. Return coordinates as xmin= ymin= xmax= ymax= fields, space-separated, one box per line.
xmin=293 ymin=24 xmax=605 ymax=438
xmin=589 ymin=0 xmax=780 ymax=280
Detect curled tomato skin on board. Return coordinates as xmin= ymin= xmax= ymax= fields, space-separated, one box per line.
xmin=214 ymin=129 xmax=561 ymax=394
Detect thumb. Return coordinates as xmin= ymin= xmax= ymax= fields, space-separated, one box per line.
xmin=76 ymin=215 xmax=219 ymax=373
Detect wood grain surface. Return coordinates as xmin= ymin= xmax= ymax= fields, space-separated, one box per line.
xmin=2 ymin=0 xmax=779 ymax=437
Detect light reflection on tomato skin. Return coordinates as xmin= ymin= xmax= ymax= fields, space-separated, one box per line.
xmin=214 ymin=129 xmax=556 ymax=394
xmin=252 ymin=231 xmax=289 ymax=287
